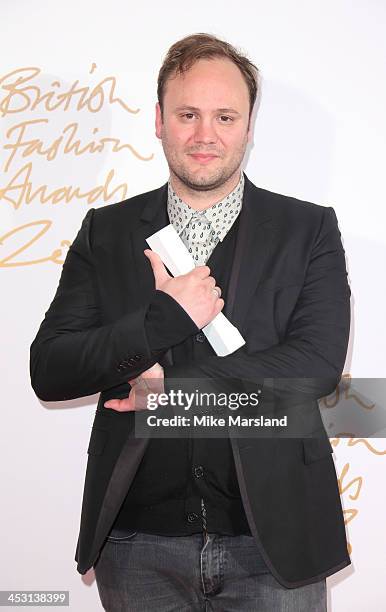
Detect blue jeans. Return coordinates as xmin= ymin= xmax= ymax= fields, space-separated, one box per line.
xmin=93 ymin=528 xmax=326 ymax=611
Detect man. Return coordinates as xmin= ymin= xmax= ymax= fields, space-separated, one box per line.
xmin=30 ymin=33 xmax=351 ymax=611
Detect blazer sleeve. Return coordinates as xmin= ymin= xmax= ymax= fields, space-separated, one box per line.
xmin=163 ymin=206 xmax=351 ymax=403
xmin=29 ymin=208 xmax=199 ymax=402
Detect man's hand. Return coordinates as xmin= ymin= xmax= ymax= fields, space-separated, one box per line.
xmin=144 ymin=249 xmax=224 ymax=329
xmin=104 ymin=362 xmax=164 ymax=412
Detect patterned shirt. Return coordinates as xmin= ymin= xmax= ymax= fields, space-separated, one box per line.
xmin=167 ymin=173 xmax=244 ymax=266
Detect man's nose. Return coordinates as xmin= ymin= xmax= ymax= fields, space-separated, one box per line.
xmin=193 ymin=119 xmax=217 ymax=144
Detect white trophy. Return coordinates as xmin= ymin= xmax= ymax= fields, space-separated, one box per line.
xmin=146 ymin=224 xmax=245 ymax=357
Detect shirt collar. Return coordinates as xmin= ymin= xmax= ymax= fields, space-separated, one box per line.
xmin=167 ymin=173 xmax=244 ymax=240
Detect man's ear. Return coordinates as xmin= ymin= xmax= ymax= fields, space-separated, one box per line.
xmin=155 ymin=102 xmax=163 ymax=139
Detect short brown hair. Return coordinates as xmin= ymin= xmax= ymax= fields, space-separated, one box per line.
xmin=157 ymin=33 xmax=259 ymax=119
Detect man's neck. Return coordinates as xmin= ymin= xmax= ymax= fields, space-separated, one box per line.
xmin=169 ymin=170 xmax=242 ymax=212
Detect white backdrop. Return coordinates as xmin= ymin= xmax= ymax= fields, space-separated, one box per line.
xmin=1 ymin=1 xmax=385 ymax=610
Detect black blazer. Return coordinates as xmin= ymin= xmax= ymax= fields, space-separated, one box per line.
xmin=30 ymin=174 xmax=352 ymax=588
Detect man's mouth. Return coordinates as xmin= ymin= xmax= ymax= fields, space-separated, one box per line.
xmin=189 ymin=153 xmax=219 ymax=163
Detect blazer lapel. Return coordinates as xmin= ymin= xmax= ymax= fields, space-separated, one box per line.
xmin=129 ymin=182 xmax=169 ymax=301
xmin=128 ymin=183 xmax=178 ymax=367
xmin=226 ymin=174 xmax=275 ymax=332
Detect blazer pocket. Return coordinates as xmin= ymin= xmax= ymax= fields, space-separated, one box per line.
xmin=87 ymin=428 xmax=108 ymax=456
xmin=302 ymin=436 xmax=334 ymax=465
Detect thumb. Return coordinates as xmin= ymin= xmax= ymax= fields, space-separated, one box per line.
xmin=144 ymin=249 xmax=171 ymax=287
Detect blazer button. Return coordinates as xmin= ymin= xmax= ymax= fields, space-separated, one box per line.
xmin=187 ymin=512 xmax=199 ymax=524
xmin=195 ymin=332 xmax=205 ymax=343
xmin=193 ymin=466 xmax=204 ymax=478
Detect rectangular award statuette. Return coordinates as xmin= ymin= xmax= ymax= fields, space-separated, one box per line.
xmin=146 ymin=224 xmax=245 ymax=357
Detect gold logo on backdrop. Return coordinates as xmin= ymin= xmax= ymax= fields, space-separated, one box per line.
xmin=0 ymin=66 xmax=140 ymax=116
xmin=321 ymin=373 xmax=375 ymax=411
xmin=0 ymin=220 xmax=70 ymax=266
xmin=324 ymin=374 xmax=386 ymax=554
xmin=4 ymin=119 xmax=153 ymax=176
xmin=331 ymin=423 xmax=386 ymax=555
xmin=0 ymin=65 xmax=154 ymax=266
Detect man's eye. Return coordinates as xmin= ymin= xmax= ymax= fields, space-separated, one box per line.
xmin=219 ymin=115 xmax=233 ymax=123
xmin=182 ymin=113 xmax=195 ymax=120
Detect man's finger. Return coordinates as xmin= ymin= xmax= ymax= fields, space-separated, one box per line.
xmin=144 ymin=249 xmax=171 ymax=286
xmin=104 ymin=398 xmax=136 ymax=411
xmin=191 ymin=265 xmax=211 ymax=279
xmin=105 ymin=398 xmax=149 ymax=412
xmin=104 ymin=383 xmax=152 ymax=411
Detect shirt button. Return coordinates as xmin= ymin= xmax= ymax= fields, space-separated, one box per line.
xmin=187 ymin=512 xmax=199 ymax=524
xmin=195 ymin=332 xmax=205 ymax=343
xmin=193 ymin=466 xmax=204 ymax=478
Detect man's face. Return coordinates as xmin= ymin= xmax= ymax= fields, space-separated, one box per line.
xmin=155 ymin=57 xmax=252 ymax=192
